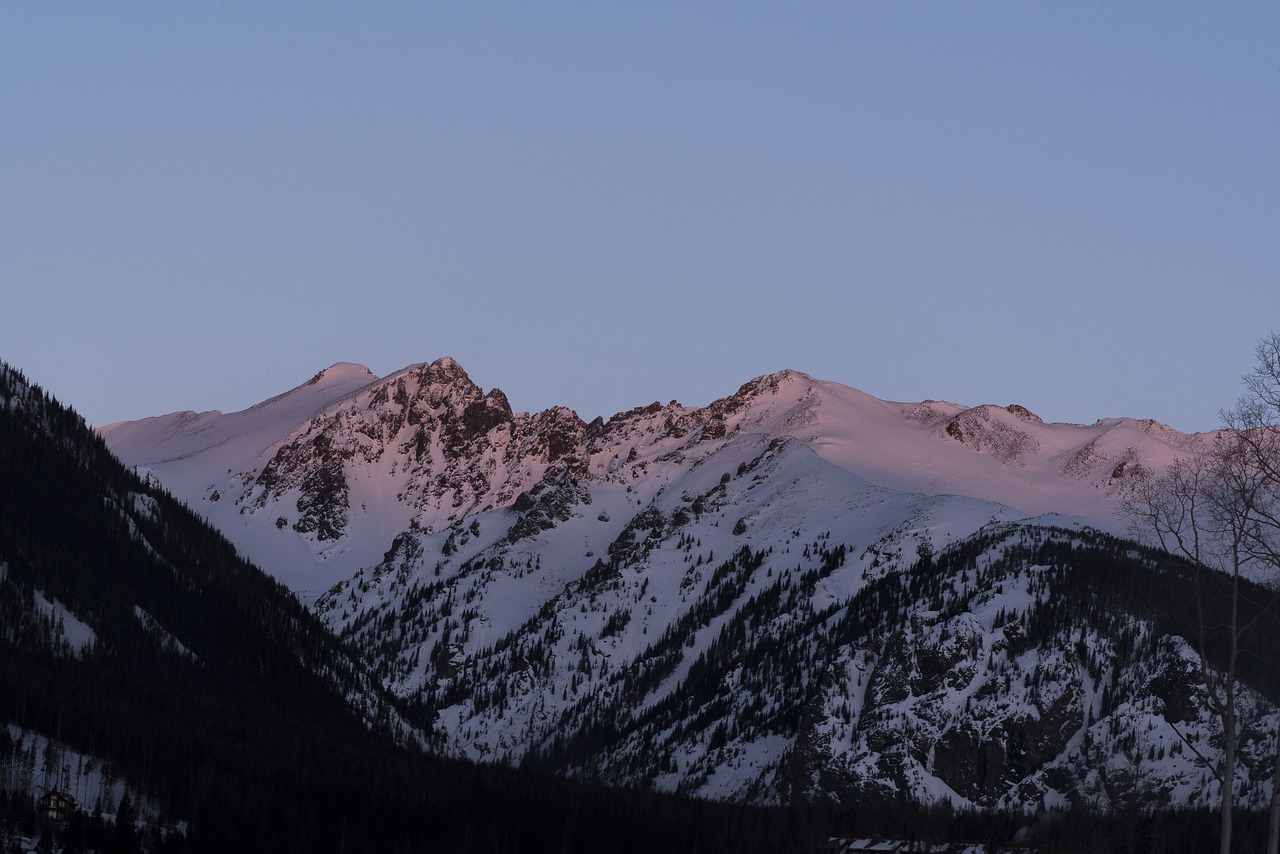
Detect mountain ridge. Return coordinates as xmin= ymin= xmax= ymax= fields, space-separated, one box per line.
xmin=100 ymin=357 xmax=1212 ymax=593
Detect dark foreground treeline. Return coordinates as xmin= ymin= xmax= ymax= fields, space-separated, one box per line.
xmin=1036 ymin=805 xmax=1272 ymax=854
xmin=0 ymin=768 xmax=1264 ymax=854
xmin=0 ymin=673 xmax=815 ymax=854
xmin=2 ymin=771 xmax=1265 ymax=854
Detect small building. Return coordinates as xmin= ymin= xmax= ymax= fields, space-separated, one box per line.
xmin=39 ymin=789 xmax=76 ymax=825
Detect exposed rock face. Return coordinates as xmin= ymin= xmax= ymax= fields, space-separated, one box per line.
xmin=1004 ymin=403 xmax=1043 ymax=424
xmin=236 ymin=360 xmax=593 ymax=539
xmin=942 ymin=406 xmax=1041 ymax=466
xmin=228 ymin=361 xmax=815 ymax=546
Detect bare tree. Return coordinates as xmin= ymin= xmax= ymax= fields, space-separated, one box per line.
xmin=1222 ymin=333 xmax=1280 ymax=854
xmin=1123 ymin=442 xmax=1258 ymax=854
xmin=1127 ymin=334 xmax=1280 ymax=854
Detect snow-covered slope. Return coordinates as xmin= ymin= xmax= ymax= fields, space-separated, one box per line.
xmin=101 ymin=358 xmax=1263 ymax=812
xmin=99 ymin=359 xmax=1209 ymax=595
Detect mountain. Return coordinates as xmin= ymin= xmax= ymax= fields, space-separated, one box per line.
xmin=99 ymin=360 xmax=1210 ymax=595
xmin=0 ymin=361 xmax=839 ymax=854
xmin=100 ymin=359 xmax=1280 ymax=821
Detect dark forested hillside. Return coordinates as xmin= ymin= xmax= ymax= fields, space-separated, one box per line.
xmin=0 ymin=362 xmax=830 ymax=853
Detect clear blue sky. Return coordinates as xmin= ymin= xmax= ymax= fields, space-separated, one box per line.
xmin=3 ymin=3 xmax=1277 ymax=432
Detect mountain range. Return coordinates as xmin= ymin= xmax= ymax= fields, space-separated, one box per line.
xmin=97 ymin=358 xmax=1280 ymax=818
xmin=1 ymin=359 xmax=829 ymax=854
xmin=100 ymin=359 xmax=1208 ymax=593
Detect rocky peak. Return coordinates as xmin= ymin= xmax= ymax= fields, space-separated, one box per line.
xmin=602 ymin=401 xmax=667 ymax=431
xmin=520 ymin=406 xmax=586 ymax=464
xmin=1004 ymin=403 xmax=1043 ymax=424
xmin=370 ymin=361 xmax=519 ymax=449
xmin=459 ymin=389 xmax=515 ymax=444
xmin=399 ymin=359 xmax=483 ymax=408
xmin=730 ymin=369 xmax=813 ymax=404
xmin=418 ymin=357 xmax=471 ymax=388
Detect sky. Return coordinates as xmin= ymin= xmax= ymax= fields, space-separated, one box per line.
xmin=2 ymin=3 xmax=1277 ymax=434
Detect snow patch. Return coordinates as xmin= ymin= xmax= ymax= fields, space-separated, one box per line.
xmin=32 ymin=590 xmax=96 ymax=655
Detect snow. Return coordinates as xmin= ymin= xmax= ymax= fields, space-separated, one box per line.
xmin=100 ymin=361 xmax=1211 ymax=595
xmin=96 ymin=358 xmax=1242 ymax=808
xmin=134 ymin=606 xmax=197 ymax=661
xmin=32 ymin=590 xmax=96 ymax=655
xmin=99 ymin=361 xmax=381 ymax=591
xmin=728 ymin=371 xmax=1209 ymax=532
xmin=3 ymin=725 xmax=162 ymax=825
